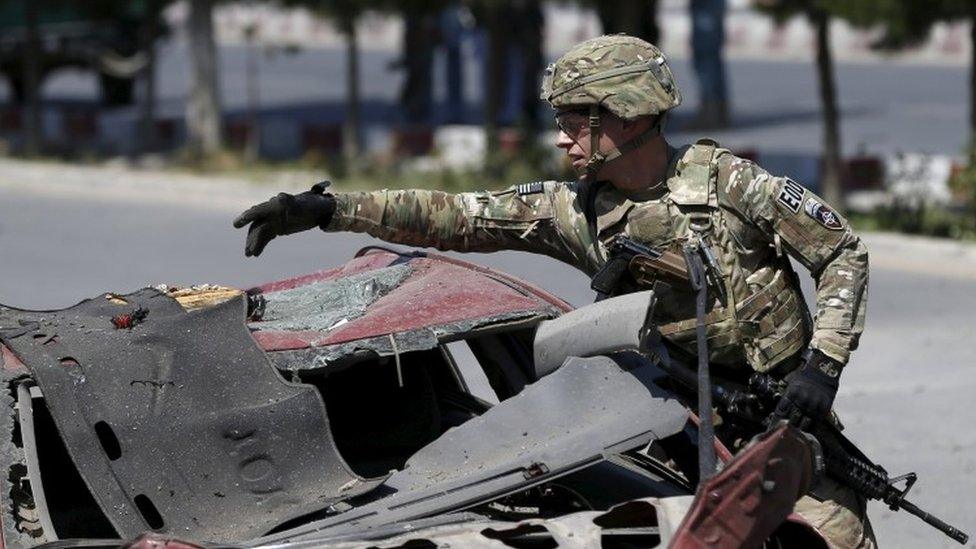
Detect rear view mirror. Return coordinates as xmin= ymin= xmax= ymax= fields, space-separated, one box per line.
xmin=532 ymin=291 xmax=655 ymax=378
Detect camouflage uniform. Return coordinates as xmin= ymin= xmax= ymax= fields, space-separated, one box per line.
xmin=325 ymin=146 xmax=873 ymax=547
xmin=322 ymin=34 xmax=873 ymax=548
xmin=326 ymin=142 xmax=868 ymax=370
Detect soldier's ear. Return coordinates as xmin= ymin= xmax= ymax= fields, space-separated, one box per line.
xmin=619 ymin=116 xmax=648 ymax=139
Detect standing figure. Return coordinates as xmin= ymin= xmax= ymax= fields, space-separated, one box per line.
xmin=691 ymin=0 xmax=730 ymax=128
xmin=396 ymin=12 xmax=437 ymax=125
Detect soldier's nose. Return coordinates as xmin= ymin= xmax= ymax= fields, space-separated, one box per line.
xmin=555 ymin=130 xmax=575 ymax=150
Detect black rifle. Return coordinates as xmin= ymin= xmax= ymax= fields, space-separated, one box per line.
xmin=644 ymin=341 xmax=969 ymax=545
xmin=744 ymin=374 xmax=969 ymax=545
xmin=592 ymin=234 xmax=968 ymax=544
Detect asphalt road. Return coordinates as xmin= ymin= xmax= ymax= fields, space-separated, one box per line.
xmin=0 ymin=162 xmax=973 ymax=547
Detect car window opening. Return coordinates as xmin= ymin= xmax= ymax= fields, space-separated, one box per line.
xmin=304 ymin=347 xmax=479 ymax=478
xmin=461 ymin=329 xmax=537 ymax=401
xmin=289 ymin=325 xmax=541 ymax=479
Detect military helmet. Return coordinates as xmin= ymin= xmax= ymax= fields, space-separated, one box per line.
xmin=541 ymin=34 xmax=681 ymax=120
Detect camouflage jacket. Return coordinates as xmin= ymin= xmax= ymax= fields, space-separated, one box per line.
xmin=325 ymin=140 xmax=868 ymax=372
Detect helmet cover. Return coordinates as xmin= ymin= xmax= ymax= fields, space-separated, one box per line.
xmin=541 ymin=34 xmax=681 ymax=120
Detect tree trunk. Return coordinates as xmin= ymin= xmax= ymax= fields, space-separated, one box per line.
xmin=22 ymin=0 xmax=41 ymax=156
xmin=186 ymin=0 xmax=223 ymax=159
xmin=516 ymin=1 xmax=544 ymax=139
xmin=140 ymin=0 xmax=159 ymax=153
xmin=483 ymin=6 xmax=506 ymax=160
xmin=812 ymin=9 xmax=843 ymax=209
xmin=599 ymin=0 xmax=659 ymax=44
xmin=244 ymin=24 xmax=260 ymax=162
xmin=969 ymin=12 xmax=976 ymax=166
xmin=342 ymin=18 xmax=361 ymax=167
xmin=969 ymin=12 xmax=976 ymax=225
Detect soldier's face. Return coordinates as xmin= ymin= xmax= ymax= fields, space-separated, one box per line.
xmin=554 ymin=110 xmax=634 ymax=180
xmin=555 ymin=110 xmax=598 ymax=178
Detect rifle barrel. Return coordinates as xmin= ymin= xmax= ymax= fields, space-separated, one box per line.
xmin=897 ymin=499 xmax=969 ymax=545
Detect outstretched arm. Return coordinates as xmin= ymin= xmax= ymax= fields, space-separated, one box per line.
xmin=234 ymin=182 xmax=578 ymax=264
xmin=327 ymin=186 xmax=576 ymax=262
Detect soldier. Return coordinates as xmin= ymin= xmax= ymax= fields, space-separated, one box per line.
xmin=234 ymin=35 xmax=872 ymax=548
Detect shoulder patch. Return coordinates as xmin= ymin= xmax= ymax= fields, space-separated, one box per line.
xmin=804 ymin=198 xmax=843 ymax=230
xmin=517 ymin=182 xmax=545 ymax=196
xmin=777 ymin=178 xmax=805 ymax=213
xmin=695 ymin=137 xmax=720 ymax=148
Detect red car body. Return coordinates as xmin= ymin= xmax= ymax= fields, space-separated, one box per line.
xmin=0 ymin=247 xmax=826 ymax=548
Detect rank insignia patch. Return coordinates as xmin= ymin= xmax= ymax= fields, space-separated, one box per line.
xmin=804 ymin=198 xmax=843 ymax=230
xmin=517 ymin=182 xmax=545 ymax=196
xmin=777 ymin=178 xmax=805 ymax=213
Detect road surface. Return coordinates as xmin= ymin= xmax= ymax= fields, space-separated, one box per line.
xmin=0 ymin=161 xmax=973 ymax=547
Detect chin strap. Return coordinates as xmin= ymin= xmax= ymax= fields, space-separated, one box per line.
xmin=581 ymin=179 xmax=607 ymax=264
xmin=583 ymin=105 xmax=667 ymax=178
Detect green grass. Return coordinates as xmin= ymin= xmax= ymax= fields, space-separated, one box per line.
xmin=177 ymin=144 xmax=574 ymax=193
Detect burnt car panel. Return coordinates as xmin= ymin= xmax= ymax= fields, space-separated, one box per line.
xmin=0 ymin=291 xmax=383 ymax=542
xmin=252 ymin=250 xmax=400 ymax=295
xmin=252 ymin=497 xmax=692 ymax=548
xmin=0 ymin=247 xmax=826 ymax=548
xmin=0 ymin=248 xmax=573 ymax=545
xmin=253 ymin=353 xmax=689 ymax=545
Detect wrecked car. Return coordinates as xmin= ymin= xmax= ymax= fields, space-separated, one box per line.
xmin=0 ymin=247 xmax=827 ymax=548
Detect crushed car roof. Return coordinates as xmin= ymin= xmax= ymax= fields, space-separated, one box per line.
xmin=0 ymin=247 xmax=596 ymax=544
xmin=248 ymin=248 xmax=570 ymax=354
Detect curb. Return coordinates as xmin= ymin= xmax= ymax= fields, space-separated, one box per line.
xmin=2 ymin=157 xmax=975 ymax=280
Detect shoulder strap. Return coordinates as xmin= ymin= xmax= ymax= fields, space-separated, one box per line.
xmin=667 ymin=139 xmax=719 ymax=207
xmin=581 ymin=180 xmax=607 ymax=263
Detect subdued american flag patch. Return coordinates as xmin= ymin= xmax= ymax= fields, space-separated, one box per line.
xmin=517 ymin=182 xmax=544 ymax=196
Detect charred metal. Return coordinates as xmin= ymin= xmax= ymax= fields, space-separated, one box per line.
xmin=0 ymin=248 xmax=832 ymax=548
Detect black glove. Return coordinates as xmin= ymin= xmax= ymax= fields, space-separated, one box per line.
xmin=773 ymin=349 xmax=842 ymax=431
xmin=233 ymin=181 xmax=336 ymax=257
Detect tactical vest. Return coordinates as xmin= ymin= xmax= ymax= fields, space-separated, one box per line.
xmin=614 ymin=139 xmax=810 ymax=372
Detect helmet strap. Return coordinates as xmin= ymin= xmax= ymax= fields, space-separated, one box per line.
xmin=584 ymin=105 xmax=603 ymax=177
xmin=583 ymin=109 xmax=665 ymax=178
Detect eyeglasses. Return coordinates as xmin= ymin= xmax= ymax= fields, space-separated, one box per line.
xmin=554 ymin=110 xmax=591 ymax=139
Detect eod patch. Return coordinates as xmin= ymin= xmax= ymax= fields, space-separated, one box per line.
xmin=777 ymin=179 xmax=805 ymax=213
xmin=804 ymin=198 xmax=843 ymax=230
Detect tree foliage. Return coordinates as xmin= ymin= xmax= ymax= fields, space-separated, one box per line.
xmin=822 ymin=0 xmax=975 ymax=50
xmin=831 ymin=1 xmax=976 ymax=168
xmin=279 ymin=0 xmax=362 ymax=32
